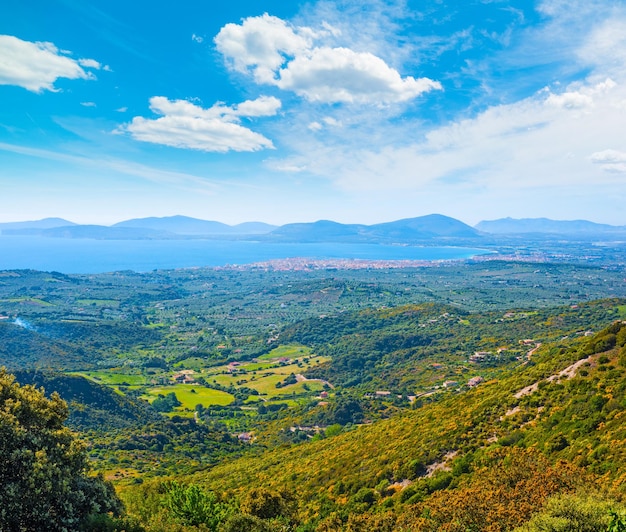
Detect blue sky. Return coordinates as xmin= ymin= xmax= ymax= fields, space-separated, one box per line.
xmin=1 ymin=0 xmax=625 ymax=226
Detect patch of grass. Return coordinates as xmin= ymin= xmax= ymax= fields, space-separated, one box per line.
xmin=257 ymin=344 xmax=312 ymax=361
xmin=142 ymin=384 xmax=234 ymax=409
xmin=2 ymin=297 xmax=53 ymax=306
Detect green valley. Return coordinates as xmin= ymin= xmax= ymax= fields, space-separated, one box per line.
xmin=2 ymin=262 xmax=626 ymax=530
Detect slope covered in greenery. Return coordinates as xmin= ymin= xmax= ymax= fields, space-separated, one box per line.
xmin=119 ymin=317 xmax=626 ymax=531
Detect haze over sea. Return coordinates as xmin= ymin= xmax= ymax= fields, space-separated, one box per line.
xmin=0 ymin=236 xmax=490 ymax=274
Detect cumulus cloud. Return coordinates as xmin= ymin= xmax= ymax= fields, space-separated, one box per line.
xmin=215 ymin=14 xmax=311 ymax=84
xmin=590 ymin=149 xmax=626 ymax=173
xmin=545 ymin=78 xmax=616 ymax=109
xmin=214 ymin=14 xmax=440 ymax=104
xmin=77 ymin=58 xmax=102 ymax=69
xmin=0 ymin=35 xmax=101 ymax=92
xmin=546 ymin=91 xmax=594 ymax=109
xmin=272 ymin=77 xmax=626 ymax=194
xmin=277 ymin=46 xmax=441 ymax=103
xmin=122 ymin=96 xmax=281 ymax=153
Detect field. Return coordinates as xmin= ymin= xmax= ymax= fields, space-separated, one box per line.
xmin=142 ymin=384 xmax=234 ymax=411
xmin=70 ymin=345 xmax=330 ymax=417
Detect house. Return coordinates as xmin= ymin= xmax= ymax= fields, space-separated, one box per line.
xmin=238 ymin=432 xmax=253 ymax=443
xmin=467 ymin=376 xmax=484 ymax=387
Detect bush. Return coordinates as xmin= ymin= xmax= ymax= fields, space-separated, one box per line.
xmin=513 ymin=492 xmax=624 ymax=532
xmin=220 ymin=513 xmax=270 ymax=532
xmin=0 ymin=369 xmax=122 ymax=531
xmin=162 ymin=481 xmax=231 ymax=529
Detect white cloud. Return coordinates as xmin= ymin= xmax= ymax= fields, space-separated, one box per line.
xmin=545 ymin=78 xmax=616 ymax=109
xmin=546 ymin=91 xmax=594 ymax=109
xmin=80 ymin=101 xmax=96 ymax=107
xmin=590 ymin=149 xmax=626 ymax=173
xmin=590 ymin=149 xmax=626 ymax=163
xmin=191 ymin=34 xmax=204 ymax=44
xmin=272 ymin=77 xmax=626 ymax=194
xmin=214 ymin=14 xmax=440 ymax=104
xmin=578 ymin=17 xmax=626 ymax=73
xmin=121 ymin=96 xmax=280 ymax=152
xmin=215 ymin=13 xmax=311 ymax=84
xmin=323 ymin=117 xmax=341 ymax=127
xmin=77 ymin=58 xmax=101 ymax=69
xmin=234 ymin=95 xmax=282 ymax=117
xmin=277 ymin=46 xmax=441 ymax=103
xmin=0 ymin=35 xmax=100 ymax=92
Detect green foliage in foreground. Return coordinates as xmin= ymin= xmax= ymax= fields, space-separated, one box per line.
xmin=514 ymin=493 xmax=625 ymax=532
xmin=0 ymin=368 xmax=122 ymax=531
xmin=162 ymin=481 xmax=232 ymax=528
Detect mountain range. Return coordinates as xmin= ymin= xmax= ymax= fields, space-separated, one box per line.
xmin=476 ymin=217 xmax=626 ymax=234
xmin=1 ymin=214 xmax=625 ymax=242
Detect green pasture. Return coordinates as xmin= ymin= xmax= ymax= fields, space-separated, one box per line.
xmin=172 ymin=357 xmax=212 ymax=371
xmin=142 ymin=384 xmax=234 ymax=410
xmin=205 ymin=372 xmax=324 ymax=398
xmin=1 ymin=297 xmax=53 ymax=306
xmin=257 ymin=344 xmax=312 ymax=361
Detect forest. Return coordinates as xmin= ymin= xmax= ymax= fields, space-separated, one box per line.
xmin=2 ymin=260 xmax=626 ymax=530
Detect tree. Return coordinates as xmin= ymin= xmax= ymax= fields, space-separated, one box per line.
xmin=162 ymin=481 xmax=230 ymax=529
xmin=0 ymin=369 xmax=121 ymax=531
xmin=151 ymin=392 xmax=182 ymax=413
xmin=513 ymin=493 xmax=625 ymax=532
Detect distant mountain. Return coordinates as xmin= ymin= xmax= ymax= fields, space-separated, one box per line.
xmin=269 ymin=220 xmax=367 ymax=242
xmin=113 ymin=215 xmax=277 ymax=235
xmin=232 ymin=221 xmax=279 ymax=234
xmin=268 ymin=214 xmax=480 ymax=242
xmin=476 ymin=217 xmax=626 ymax=235
xmin=5 ymin=225 xmax=173 ymax=239
xmin=368 ymin=214 xmax=480 ymax=239
xmin=0 ymin=218 xmax=76 ymax=234
xmin=113 ymin=215 xmax=232 ymax=235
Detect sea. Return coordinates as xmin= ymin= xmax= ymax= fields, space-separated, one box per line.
xmin=0 ymin=236 xmax=492 ymax=274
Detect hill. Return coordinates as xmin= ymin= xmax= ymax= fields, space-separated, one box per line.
xmin=11 ymin=370 xmax=245 ymax=480
xmin=268 ymin=214 xmax=480 ymax=243
xmin=0 ymin=217 xmax=76 ymax=234
xmin=159 ymin=317 xmax=626 ymax=531
xmin=268 ymin=219 xmax=367 ymax=242
xmin=114 ymin=215 xmax=233 ymax=235
xmin=367 ymin=214 xmax=479 ymax=239
xmin=12 ymin=370 xmax=162 ymax=431
xmin=476 ymin=217 xmax=626 ymax=235
xmin=114 ymin=215 xmax=277 ymax=235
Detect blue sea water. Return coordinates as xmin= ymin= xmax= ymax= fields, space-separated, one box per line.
xmin=0 ymin=236 xmax=491 ymax=274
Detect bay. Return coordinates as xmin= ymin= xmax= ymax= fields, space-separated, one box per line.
xmin=0 ymin=236 xmax=491 ymax=274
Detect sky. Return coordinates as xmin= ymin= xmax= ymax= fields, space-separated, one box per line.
xmin=1 ymin=0 xmax=625 ymax=226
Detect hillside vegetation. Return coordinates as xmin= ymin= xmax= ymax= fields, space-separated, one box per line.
xmin=119 ymin=317 xmax=626 ymax=531
xmin=3 ymin=268 xmax=626 ymax=530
